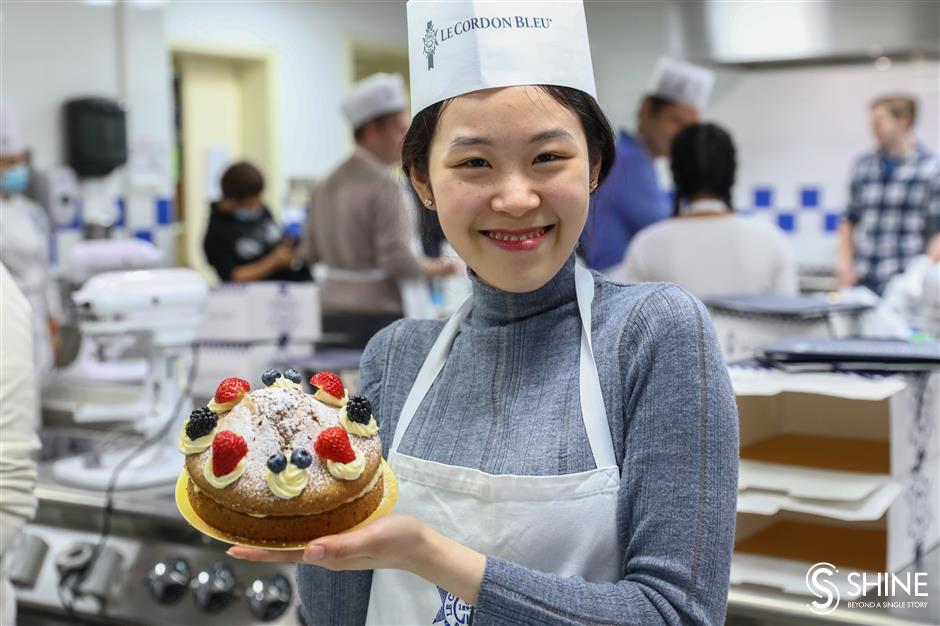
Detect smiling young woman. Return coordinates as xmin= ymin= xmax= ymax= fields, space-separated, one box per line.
xmin=229 ymin=2 xmax=738 ymax=625
xmin=405 ymin=85 xmax=613 ymax=293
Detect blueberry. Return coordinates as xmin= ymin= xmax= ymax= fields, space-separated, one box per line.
xmin=262 ymin=369 xmax=280 ymax=386
xmin=290 ymin=448 xmax=312 ymax=469
xmin=267 ymin=452 xmax=287 ymax=473
xmin=185 ymin=407 xmax=217 ymax=440
xmin=284 ymin=368 xmax=302 ymax=384
xmin=345 ymin=396 xmax=373 ymax=425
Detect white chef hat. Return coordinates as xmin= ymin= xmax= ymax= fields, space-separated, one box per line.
xmin=341 ymin=73 xmax=408 ymax=129
xmin=0 ymin=102 xmax=26 ymax=157
xmin=407 ymin=0 xmax=596 ymax=116
xmin=646 ymin=57 xmax=715 ymax=112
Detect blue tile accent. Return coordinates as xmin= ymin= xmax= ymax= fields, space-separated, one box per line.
xmin=777 ymin=213 xmax=796 ymax=232
xmin=801 ymin=187 xmax=819 ymax=208
xmin=114 ymin=197 xmax=126 ymax=228
xmin=134 ymin=229 xmax=153 ymax=243
xmin=754 ymin=187 xmax=773 ymax=208
xmin=824 ymin=212 xmax=841 ymax=233
xmin=156 ymin=197 xmax=173 ymax=225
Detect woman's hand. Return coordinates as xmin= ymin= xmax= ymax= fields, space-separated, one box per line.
xmin=227 ymin=514 xmax=486 ymax=604
xmin=422 ymin=257 xmax=464 ymax=278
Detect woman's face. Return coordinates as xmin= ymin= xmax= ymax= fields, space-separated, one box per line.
xmin=413 ymin=86 xmax=599 ymax=293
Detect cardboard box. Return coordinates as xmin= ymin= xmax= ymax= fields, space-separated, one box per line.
xmin=728 ymin=366 xmax=940 ymax=598
xmin=196 ymin=282 xmax=321 ymax=344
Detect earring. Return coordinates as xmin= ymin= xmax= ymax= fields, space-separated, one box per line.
xmin=590 ymin=180 xmax=598 ymax=191
xmin=423 ymin=198 xmax=433 ymax=207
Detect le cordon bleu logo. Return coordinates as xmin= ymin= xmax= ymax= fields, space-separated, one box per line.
xmin=422 ymin=15 xmax=554 ymax=70
xmin=806 ymin=562 xmax=930 ymax=615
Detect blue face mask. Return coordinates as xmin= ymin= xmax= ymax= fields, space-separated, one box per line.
xmin=0 ymin=163 xmax=29 ymax=194
xmin=233 ymin=207 xmax=262 ymax=222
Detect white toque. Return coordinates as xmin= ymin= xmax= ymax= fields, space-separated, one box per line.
xmin=341 ymin=73 xmax=408 ymax=128
xmin=407 ymin=0 xmax=596 ymax=117
xmin=0 ymin=103 xmax=25 ymax=157
xmin=646 ymin=57 xmax=715 ymax=112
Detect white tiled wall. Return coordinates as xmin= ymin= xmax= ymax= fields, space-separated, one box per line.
xmin=710 ymin=60 xmax=940 ymax=268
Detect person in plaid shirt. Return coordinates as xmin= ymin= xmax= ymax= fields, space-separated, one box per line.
xmin=837 ymin=94 xmax=940 ymax=294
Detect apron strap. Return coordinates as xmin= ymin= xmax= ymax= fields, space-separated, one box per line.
xmin=391 ymin=296 xmax=473 ymax=453
xmin=574 ymin=263 xmax=615 ymax=468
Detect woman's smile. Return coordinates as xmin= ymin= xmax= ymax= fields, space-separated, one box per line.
xmin=480 ymin=224 xmax=555 ymax=250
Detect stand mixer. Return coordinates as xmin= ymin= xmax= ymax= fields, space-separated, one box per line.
xmin=51 ymin=267 xmax=208 ymax=490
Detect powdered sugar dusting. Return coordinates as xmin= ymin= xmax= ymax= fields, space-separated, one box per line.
xmin=191 ymin=386 xmax=381 ymax=512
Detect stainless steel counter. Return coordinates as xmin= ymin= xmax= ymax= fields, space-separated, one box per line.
xmin=10 ymin=433 xmax=304 ymax=626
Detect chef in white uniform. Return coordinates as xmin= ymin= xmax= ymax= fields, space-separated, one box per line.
xmin=0 ymin=103 xmax=58 ymax=376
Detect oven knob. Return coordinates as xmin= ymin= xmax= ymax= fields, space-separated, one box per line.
xmin=246 ymin=573 xmax=292 ymax=621
xmin=147 ymin=558 xmax=191 ymax=604
xmin=191 ymin=563 xmax=236 ymax=613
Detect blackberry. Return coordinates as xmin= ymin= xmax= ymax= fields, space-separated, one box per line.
xmin=262 ymin=369 xmax=280 ymax=386
xmin=283 ymin=368 xmax=302 ymax=384
xmin=290 ymin=448 xmax=313 ymax=469
xmin=185 ymin=407 xmax=217 ymax=440
xmin=345 ymin=396 xmax=373 ymax=425
xmin=267 ymin=452 xmax=287 ymax=473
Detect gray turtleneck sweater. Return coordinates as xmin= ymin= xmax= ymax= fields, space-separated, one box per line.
xmin=297 ymin=255 xmax=738 ymax=625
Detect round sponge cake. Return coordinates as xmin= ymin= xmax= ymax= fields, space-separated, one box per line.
xmin=183 ymin=384 xmax=384 ymax=543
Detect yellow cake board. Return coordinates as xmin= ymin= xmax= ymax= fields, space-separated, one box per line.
xmin=176 ymin=459 xmax=398 ymax=551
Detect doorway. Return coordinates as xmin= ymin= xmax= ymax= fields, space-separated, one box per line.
xmin=171 ymin=45 xmax=279 ymax=281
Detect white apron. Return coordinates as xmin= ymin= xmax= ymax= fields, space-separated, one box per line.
xmin=365 ymin=263 xmax=622 ymax=626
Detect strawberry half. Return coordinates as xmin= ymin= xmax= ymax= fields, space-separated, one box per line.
xmin=314 ymin=426 xmax=356 ymax=464
xmin=211 ymin=430 xmax=248 ymax=476
xmin=309 ymin=371 xmax=344 ymax=400
xmin=214 ymin=377 xmax=250 ymax=404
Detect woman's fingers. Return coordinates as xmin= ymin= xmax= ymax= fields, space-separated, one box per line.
xmin=226 ymin=547 xmax=305 ymax=562
xmin=223 ymin=528 xmax=379 ymax=564
xmin=224 ymin=515 xmax=423 ymax=570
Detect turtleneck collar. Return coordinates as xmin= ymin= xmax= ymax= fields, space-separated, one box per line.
xmin=465 ymin=254 xmax=578 ymax=327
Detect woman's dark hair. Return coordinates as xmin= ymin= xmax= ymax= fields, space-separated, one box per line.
xmin=670 ymin=122 xmax=736 ymax=216
xmin=402 ymin=86 xmax=616 ymax=191
xmin=220 ymin=161 xmax=265 ymax=200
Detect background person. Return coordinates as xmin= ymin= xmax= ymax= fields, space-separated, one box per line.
xmin=300 ymin=73 xmax=460 ymax=347
xmin=615 ymin=122 xmax=798 ymax=298
xmin=837 ymin=94 xmax=940 ymax=294
xmin=579 ymin=57 xmax=714 ymax=272
xmin=203 ymin=161 xmax=311 ymax=283
xmin=0 ymin=103 xmax=60 ymax=374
